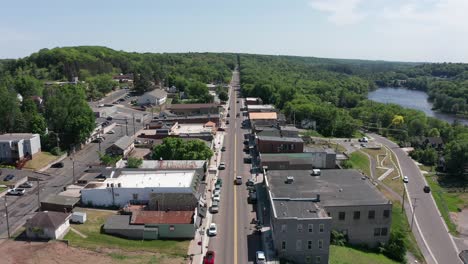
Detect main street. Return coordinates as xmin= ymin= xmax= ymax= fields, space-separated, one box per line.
xmin=371 ymin=133 xmax=462 ymax=264
xmin=208 ymin=70 xmax=262 ymax=263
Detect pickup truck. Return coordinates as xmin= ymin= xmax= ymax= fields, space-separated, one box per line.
xmin=8 ymin=188 xmax=26 ymax=196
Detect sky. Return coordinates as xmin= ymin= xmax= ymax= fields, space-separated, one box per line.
xmin=1 ymin=0 xmax=468 ymax=62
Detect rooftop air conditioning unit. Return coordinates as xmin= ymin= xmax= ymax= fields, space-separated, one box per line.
xmin=286 ymin=176 xmax=294 ymax=184
xmin=312 ymin=169 xmax=321 ymax=176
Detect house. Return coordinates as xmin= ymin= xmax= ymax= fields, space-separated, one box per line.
xmin=167 ymin=85 xmax=178 ymax=93
xmin=0 ymin=133 xmax=41 ymax=163
xmin=265 ymin=169 xmax=392 ymax=263
xmin=81 ymin=169 xmax=202 ymax=210
xmin=105 ymin=136 xmax=134 ymax=157
xmin=113 ymin=73 xmax=134 ymax=83
xmin=148 ymin=114 xmax=221 ymax=128
xmin=137 ymin=89 xmax=168 ymax=106
xmin=245 ymin=97 xmax=263 ymax=105
xmin=25 ymin=211 xmax=71 ymax=240
xmin=256 ymin=135 xmax=304 ymax=153
xmin=249 ymin=112 xmax=281 ymax=128
xmin=206 ymin=83 xmax=218 ymax=91
xmin=260 ymin=151 xmax=336 ymax=170
xmin=167 ymin=103 xmax=220 ymax=116
xmin=103 ymin=210 xmax=198 ymax=240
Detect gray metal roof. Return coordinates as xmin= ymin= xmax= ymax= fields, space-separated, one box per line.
xmin=146 ymin=89 xmax=167 ymax=99
xmin=266 ymin=169 xmax=389 ymax=207
xmin=257 ymin=135 xmax=304 ymax=143
xmin=103 ymin=215 xmax=143 ymax=230
xmin=0 ymin=133 xmax=38 ymax=141
xmin=41 ymin=195 xmax=80 ymax=206
xmin=272 ymin=199 xmax=327 ymax=219
xmin=112 ymin=136 xmax=133 ymax=150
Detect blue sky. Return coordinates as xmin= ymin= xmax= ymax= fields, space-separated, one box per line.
xmin=2 ymin=0 xmax=467 ymax=62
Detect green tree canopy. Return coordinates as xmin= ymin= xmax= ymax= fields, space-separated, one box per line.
xmin=151 ymin=137 xmax=213 ymax=160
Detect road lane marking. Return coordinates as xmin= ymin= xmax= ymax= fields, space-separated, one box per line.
xmin=233 ymin=84 xmax=238 ymax=264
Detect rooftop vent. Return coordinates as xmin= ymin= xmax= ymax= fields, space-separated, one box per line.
xmin=117 ymin=183 xmax=121 ymax=188
xmin=285 ymin=176 xmax=294 ymax=184
xmin=339 ymin=188 xmax=343 ymax=192
xmin=311 ymin=169 xmax=321 ymax=176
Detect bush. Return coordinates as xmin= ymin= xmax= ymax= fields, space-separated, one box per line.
xmin=384 ymin=231 xmax=407 ymax=263
xmin=127 ymin=157 xmax=143 ymax=168
xmin=341 ymin=160 xmax=353 ymax=169
xmin=331 ymin=230 xmax=348 ymax=246
xmin=50 ymin=146 xmax=62 ymax=156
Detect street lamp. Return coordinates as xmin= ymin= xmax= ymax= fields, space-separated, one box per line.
xmin=3 ymin=196 xmax=10 ymax=238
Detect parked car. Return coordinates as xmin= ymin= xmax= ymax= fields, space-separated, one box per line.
xmin=221 ymin=146 xmax=226 ymax=152
xmin=204 ymin=251 xmax=215 ymax=264
xmin=210 ymin=201 xmax=219 ymax=213
xmin=107 ymin=130 xmax=115 ymax=134
xmin=7 ymin=188 xmax=25 ymax=196
xmin=208 ymin=223 xmax=218 ymax=236
xmin=92 ymin=138 xmax=104 ymax=143
xmin=212 ymin=193 xmax=221 ymax=202
xmin=51 ymin=162 xmax=64 ymax=168
xmin=216 ymin=178 xmax=223 ymax=187
xmin=236 ymin=100 xmax=239 ymax=103
xmin=256 ymin=251 xmax=266 ymax=264
xmin=358 ymin=137 xmax=369 ymax=143
xmin=106 ymin=116 xmax=113 ymax=121
xmin=19 ymin=182 xmax=33 ymax=188
xmin=218 ymin=162 xmax=226 ymax=170
xmin=423 ymin=185 xmax=431 ymax=193
xmin=235 ymin=175 xmax=243 ymax=185
xmin=403 ymin=176 xmax=409 ymax=183
xmin=246 ymin=179 xmax=255 ymax=186
xmin=248 ymin=192 xmax=258 ymax=204
xmin=213 ymin=189 xmax=221 ymax=196
xmin=3 ymin=174 xmax=15 ymax=181
xmin=226 ymin=113 xmax=230 ymax=117
xmin=226 ymin=120 xmax=230 ymax=125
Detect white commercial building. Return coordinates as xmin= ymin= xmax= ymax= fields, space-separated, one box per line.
xmin=137 ymin=89 xmax=168 ymax=106
xmin=81 ymin=170 xmax=201 ymax=210
xmin=0 ymin=133 xmax=41 ymax=162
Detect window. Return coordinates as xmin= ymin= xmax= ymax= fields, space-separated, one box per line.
xmin=307 ymin=240 xmax=313 ymax=250
xmin=132 ymin=193 xmax=139 ymax=200
xmin=296 ymin=240 xmax=303 ymax=251
xmin=338 ymin=212 xmax=346 ymax=220
xmin=374 ymin=228 xmax=381 ymax=236
xmin=318 ymin=239 xmax=323 ymax=249
xmin=319 ymin=224 xmax=324 ymax=233
xmin=368 ymin=210 xmax=375 ymax=219
xmin=383 ymin=210 xmax=390 ymax=218
xmin=281 ymin=224 xmax=287 ymax=232
xmin=327 ymin=212 xmax=331 ymax=217
xmin=308 ymin=224 xmax=313 ymax=233
xmin=316 ymin=256 xmax=321 ymax=263
xmin=281 ymin=241 xmax=286 ymax=250
xmin=297 ymin=224 xmax=303 ymax=232
xmin=353 ymin=211 xmax=361 ymax=220
xmin=305 ymin=256 xmax=312 ymax=263
xmin=169 ymin=225 xmax=175 ymax=231
xmin=381 ymin=227 xmax=388 ymax=236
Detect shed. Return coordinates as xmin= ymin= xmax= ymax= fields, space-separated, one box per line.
xmin=41 ymin=195 xmax=80 ymax=213
xmin=25 ymin=211 xmax=71 ymax=240
xmin=105 ymin=136 xmax=134 ymax=157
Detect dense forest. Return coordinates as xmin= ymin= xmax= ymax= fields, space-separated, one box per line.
xmin=238 ymin=54 xmax=468 ymax=176
xmin=0 ymin=46 xmax=235 ymax=152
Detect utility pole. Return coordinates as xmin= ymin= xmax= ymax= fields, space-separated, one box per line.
xmin=72 ymin=158 xmax=75 ymax=184
xmin=410 ymin=198 xmax=418 ymax=230
xmin=37 ymin=177 xmax=41 ymax=211
xmin=132 ymin=113 xmax=136 ymax=136
xmin=4 ymin=196 xmax=10 ymax=238
xmin=125 ymin=118 xmax=129 ymax=136
xmin=401 ymin=184 xmax=406 ymax=211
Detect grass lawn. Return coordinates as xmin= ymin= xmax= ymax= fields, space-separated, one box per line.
xmin=329 ymin=245 xmax=399 ymax=264
xmin=64 ymin=208 xmax=189 ymax=261
xmin=391 ymin=201 xmax=424 ymax=261
xmin=348 ymin=151 xmax=371 ymax=177
xmin=23 ymin=152 xmax=59 ymax=170
xmin=0 ymin=186 xmax=6 ymax=193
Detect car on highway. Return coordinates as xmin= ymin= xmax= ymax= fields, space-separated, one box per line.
xmin=51 ymin=162 xmax=64 ymax=168
xmin=208 ymin=223 xmax=217 ymax=236
xmin=7 ymin=188 xmax=25 ymax=196
xmin=218 ymin=162 xmax=226 ymax=170
xmin=19 ymin=181 xmax=33 ymax=188
xmin=212 ymin=193 xmax=221 ymax=202
xmin=203 ymin=251 xmax=215 ymax=264
xmin=403 ymin=176 xmax=409 ymax=183
xmin=424 ymin=185 xmax=431 ymax=193
xmin=3 ymin=174 xmax=15 ymax=181
xmin=235 ymin=175 xmax=243 ymax=185
xmin=256 ymin=251 xmax=266 ymax=264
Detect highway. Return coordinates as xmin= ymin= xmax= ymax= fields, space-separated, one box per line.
xmin=208 ymin=70 xmax=262 ymax=263
xmin=371 ymin=133 xmax=462 ymax=264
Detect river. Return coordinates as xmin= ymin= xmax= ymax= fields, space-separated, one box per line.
xmin=368 ymin=87 xmax=468 ymax=125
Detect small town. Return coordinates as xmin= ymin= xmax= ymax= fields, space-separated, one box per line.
xmin=1 ymin=2 xmax=468 ymax=264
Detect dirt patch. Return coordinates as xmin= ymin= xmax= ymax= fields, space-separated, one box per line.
xmin=0 ymin=240 xmax=185 ymax=264
xmin=455 ymin=209 xmax=468 ymax=236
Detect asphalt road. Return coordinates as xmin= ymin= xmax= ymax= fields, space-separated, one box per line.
xmin=208 ymin=70 xmax=262 ymax=264
xmin=371 ymin=133 xmax=462 ymax=264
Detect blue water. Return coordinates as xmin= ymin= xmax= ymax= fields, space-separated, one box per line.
xmin=368 ymin=87 xmax=468 ymax=125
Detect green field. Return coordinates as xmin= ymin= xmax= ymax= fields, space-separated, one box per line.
xmin=64 ymin=208 xmax=189 ymax=262
xmin=348 ymin=151 xmax=371 ymax=177
xmin=329 ymin=245 xmax=399 ymax=264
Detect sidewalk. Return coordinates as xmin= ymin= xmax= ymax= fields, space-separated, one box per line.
xmin=186 ymin=132 xmax=225 ymax=264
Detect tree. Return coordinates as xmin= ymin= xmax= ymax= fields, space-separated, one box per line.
xmin=218 ymin=90 xmax=229 ymax=102
xmin=44 ymin=84 xmax=96 ymax=148
xmin=127 ymin=157 xmax=143 ymax=168
xmin=384 ymin=231 xmax=407 ymax=262
xmin=151 ymin=137 xmax=213 ymax=160
xmin=444 ymin=140 xmax=468 ymax=175
xmin=98 ymin=152 xmax=122 ymax=166
xmin=87 ymin=74 xmax=115 ymax=99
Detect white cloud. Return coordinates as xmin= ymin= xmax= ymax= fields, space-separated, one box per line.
xmin=308 ymin=0 xmax=364 ymax=25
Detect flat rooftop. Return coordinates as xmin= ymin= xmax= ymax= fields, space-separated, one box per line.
xmin=247 ymin=105 xmax=276 ymax=110
xmin=86 ymin=170 xmax=197 ymax=190
xmin=257 ymin=135 xmax=303 ymax=143
xmin=0 ymin=133 xmax=38 ymax=141
xmin=168 ymin=103 xmax=219 ymax=110
xmin=131 ymin=210 xmax=194 ymax=225
xmin=266 ymin=169 xmax=389 ymax=207
xmin=171 ymin=124 xmax=214 ymax=134
xmin=272 ymin=199 xmax=329 ymax=219
xmin=139 ymin=160 xmax=206 ymax=170
xmin=261 ymin=152 xmax=335 ymax=162
xmin=249 ymin=112 xmax=277 ymax=120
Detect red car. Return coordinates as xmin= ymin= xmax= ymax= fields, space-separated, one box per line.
xmin=203 ymin=251 xmax=215 ymax=264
